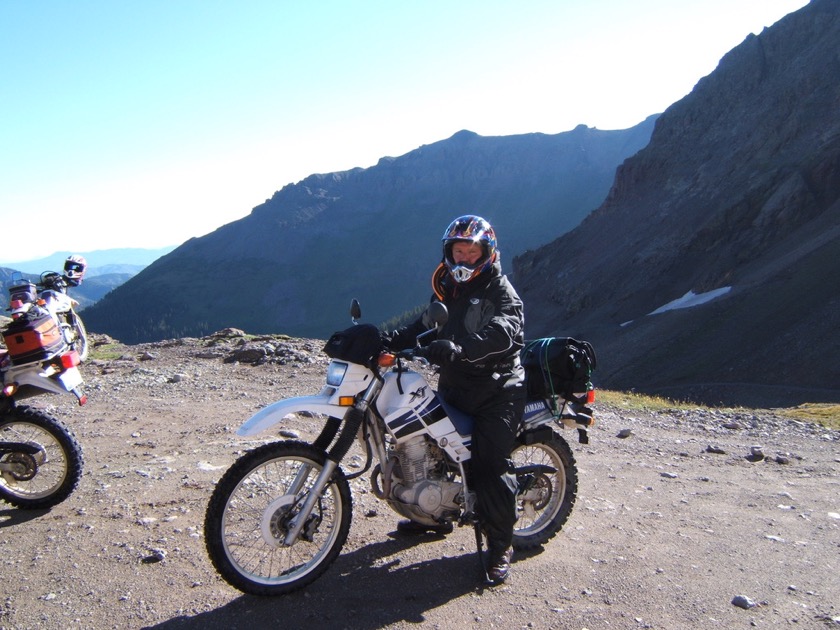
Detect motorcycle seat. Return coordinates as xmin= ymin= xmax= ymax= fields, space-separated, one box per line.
xmin=438 ymin=398 xmax=474 ymax=436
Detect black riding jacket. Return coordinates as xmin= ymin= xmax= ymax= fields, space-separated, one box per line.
xmin=389 ymin=261 xmax=525 ymax=391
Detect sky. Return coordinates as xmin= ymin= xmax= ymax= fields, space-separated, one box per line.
xmin=0 ymin=0 xmax=810 ymax=264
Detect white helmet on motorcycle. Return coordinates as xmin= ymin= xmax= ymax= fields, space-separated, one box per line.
xmin=63 ymin=255 xmax=87 ymax=286
xmin=441 ymin=215 xmax=498 ymax=283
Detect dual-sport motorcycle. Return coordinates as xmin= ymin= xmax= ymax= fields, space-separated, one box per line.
xmin=6 ymin=256 xmax=89 ymax=362
xmin=0 ymin=341 xmax=86 ymax=509
xmin=1 ymin=256 xmax=88 ymax=508
xmin=204 ymin=300 xmax=595 ymax=595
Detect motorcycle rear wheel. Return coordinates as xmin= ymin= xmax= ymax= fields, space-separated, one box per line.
xmin=511 ymin=431 xmax=578 ymax=549
xmin=0 ymin=406 xmax=84 ymax=509
xmin=204 ymin=441 xmax=352 ymax=596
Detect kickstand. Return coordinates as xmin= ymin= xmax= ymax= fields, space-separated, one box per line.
xmin=474 ymin=522 xmax=489 ymax=581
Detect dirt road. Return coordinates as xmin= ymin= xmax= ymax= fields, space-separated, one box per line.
xmin=2 ymin=336 xmax=838 ymax=629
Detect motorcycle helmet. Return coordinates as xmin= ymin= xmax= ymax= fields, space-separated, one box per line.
xmin=63 ymin=255 xmax=87 ymax=286
xmin=441 ymin=215 xmax=497 ymax=283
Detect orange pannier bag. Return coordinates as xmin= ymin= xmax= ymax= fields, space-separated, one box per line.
xmin=2 ymin=311 xmax=66 ymax=365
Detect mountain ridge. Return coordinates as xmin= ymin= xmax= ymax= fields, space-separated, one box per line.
xmin=79 ymin=1 xmax=840 ymax=407
xmin=513 ymin=0 xmax=840 ymax=406
xmin=1 ymin=246 xmax=177 ymax=310
xmin=0 ymin=246 xmax=176 ymax=276
xmin=82 ymin=120 xmax=656 ymax=342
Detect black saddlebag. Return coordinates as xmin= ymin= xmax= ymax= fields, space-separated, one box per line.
xmin=520 ymin=337 xmax=596 ymax=402
xmin=323 ymin=324 xmax=384 ymax=365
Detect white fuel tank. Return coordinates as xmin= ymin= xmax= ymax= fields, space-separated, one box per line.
xmin=375 ymin=371 xmax=472 ymax=461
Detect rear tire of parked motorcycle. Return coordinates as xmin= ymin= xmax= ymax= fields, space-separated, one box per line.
xmin=511 ymin=431 xmax=578 ymax=550
xmin=0 ymin=406 xmax=84 ymax=509
xmin=204 ymin=441 xmax=352 ymax=596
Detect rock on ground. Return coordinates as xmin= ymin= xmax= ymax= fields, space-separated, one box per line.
xmin=2 ymin=334 xmax=839 ymax=629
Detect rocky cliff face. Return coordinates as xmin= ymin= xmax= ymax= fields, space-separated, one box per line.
xmin=514 ymin=0 xmax=840 ymax=405
xmin=82 ymin=121 xmax=655 ymax=343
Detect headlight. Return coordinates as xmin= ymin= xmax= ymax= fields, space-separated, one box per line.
xmin=326 ymin=361 xmax=348 ymax=386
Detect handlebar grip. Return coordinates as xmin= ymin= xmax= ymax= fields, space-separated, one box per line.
xmin=393 ymin=347 xmax=430 ymax=362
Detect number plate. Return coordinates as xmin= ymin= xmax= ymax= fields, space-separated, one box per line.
xmin=58 ymin=367 xmax=83 ymax=390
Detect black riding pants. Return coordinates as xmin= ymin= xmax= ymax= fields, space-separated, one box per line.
xmin=440 ymin=381 xmax=526 ymax=550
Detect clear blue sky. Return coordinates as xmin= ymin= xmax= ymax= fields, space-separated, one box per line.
xmin=0 ymin=0 xmax=809 ymax=263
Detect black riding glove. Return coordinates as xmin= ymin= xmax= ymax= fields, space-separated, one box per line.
xmin=426 ymin=339 xmax=462 ymax=364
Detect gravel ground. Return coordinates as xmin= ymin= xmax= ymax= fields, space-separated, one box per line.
xmin=2 ymin=333 xmax=839 ymax=629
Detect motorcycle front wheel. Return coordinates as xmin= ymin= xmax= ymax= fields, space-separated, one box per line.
xmin=204 ymin=440 xmax=352 ymax=596
xmin=511 ymin=430 xmax=578 ymax=549
xmin=0 ymin=406 xmax=84 ymax=509
xmin=68 ymin=311 xmax=89 ymax=362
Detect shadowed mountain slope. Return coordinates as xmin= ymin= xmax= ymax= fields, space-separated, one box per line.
xmin=82 ymin=121 xmax=655 ymax=342
xmin=514 ymin=0 xmax=840 ymax=406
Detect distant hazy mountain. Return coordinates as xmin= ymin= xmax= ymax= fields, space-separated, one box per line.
xmin=0 ymin=246 xmax=176 ymax=310
xmin=0 ymin=246 xmax=176 ymax=276
xmin=514 ymin=0 xmax=840 ymax=406
xmin=82 ymin=120 xmax=656 ymax=343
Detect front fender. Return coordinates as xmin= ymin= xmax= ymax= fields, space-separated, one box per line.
xmin=237 ymin=394 xmax=344 ymax=437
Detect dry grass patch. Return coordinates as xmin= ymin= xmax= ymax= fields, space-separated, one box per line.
xmin=595 ymin=389 xmax=702 ymax=413
xmin=596 ymin=389 xmax=840 ymax=431
xmin=777 ymin=403 xmax=840 ymax=431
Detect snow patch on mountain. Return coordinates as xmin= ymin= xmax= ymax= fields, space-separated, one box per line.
xmin=620 ymin=286 xmax=732 ymax=327
xmin=649 ymin=286 xmax=732 ymax=315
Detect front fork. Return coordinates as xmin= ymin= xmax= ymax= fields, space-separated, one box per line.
xmin=282 ymin=459 xmax=339 ymax=546
xmin=282 ymin=377 xmax=382 ymax=546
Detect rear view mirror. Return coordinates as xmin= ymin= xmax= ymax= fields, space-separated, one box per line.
xmin=427 ymin=301 xmax=448 ymax=328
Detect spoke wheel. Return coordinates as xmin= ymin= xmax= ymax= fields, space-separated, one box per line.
xmin=0 ymin=406 xmax=84 ymax=509
xmin=511 ymin=432 xmax=577 ymax=549
xmin=71 ymin=314 xmax=89 ymax=362
xmin=204 ymin=441 xmax=352 ymax=596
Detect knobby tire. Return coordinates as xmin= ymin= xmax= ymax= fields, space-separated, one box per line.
xmin=511 ymin=430 xmax=578 ymax=549
xmin=69 ymin=312 xmax=89 ymax=362
xmin=0 ymin=405 xmax=84 ymax=509
xmin=204 ymin=441 xmax=352 ymax=596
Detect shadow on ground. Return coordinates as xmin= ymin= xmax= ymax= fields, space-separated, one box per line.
xmin=144 ymin=531 xmax=513 ymax=629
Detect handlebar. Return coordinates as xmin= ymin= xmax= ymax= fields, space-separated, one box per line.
xmin=377 ymin=346 xmax=432 ymax=368
xmin=395 ymin=346 xmax=431 ymax=362
xmin=38 ymin=272 xmax=67 ymax=292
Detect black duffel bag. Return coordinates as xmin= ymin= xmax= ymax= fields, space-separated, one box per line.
xmin=520 ymin=337 xmax=596 ymax=401
xmin=323 ymin=324 xmax=384 ymax=365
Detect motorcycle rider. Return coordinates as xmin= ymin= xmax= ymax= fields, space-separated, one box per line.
xmin=386 ymin=214 xmax=526 ymax=585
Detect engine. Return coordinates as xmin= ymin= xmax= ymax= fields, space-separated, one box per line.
xmin=387 ymin=436 xmax=462 ymax=521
